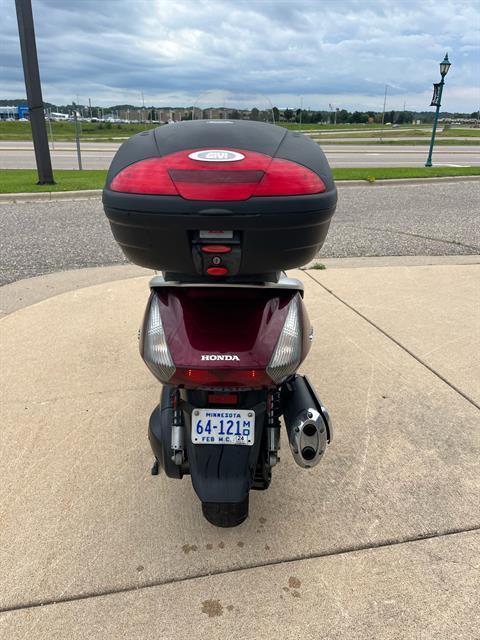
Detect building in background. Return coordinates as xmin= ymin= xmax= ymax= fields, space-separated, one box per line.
xmin=0 ymin=105 xmax=29 ymax=120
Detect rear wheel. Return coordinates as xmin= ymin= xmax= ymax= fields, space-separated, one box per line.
xmin=201 ymin=495 xmax=249 ymax=528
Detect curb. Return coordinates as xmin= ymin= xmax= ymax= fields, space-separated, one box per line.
xmin=0 ymin=264 xmax=152 ymax=318
xmin=0 ymin=175 xmax=479 ymax=203
xmin=0 ymin=189 xmax=102 ymax=203
xmin=334 ymin=175 xmax=480 ymax=187
xmin=2 ymin=257 xmax=479 ymax=318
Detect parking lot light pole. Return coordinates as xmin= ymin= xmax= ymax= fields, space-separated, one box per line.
xmin=425 ymin=53 xmax=451 ymax=167
xmin=15 ymin=0 xmax=54 ymax=184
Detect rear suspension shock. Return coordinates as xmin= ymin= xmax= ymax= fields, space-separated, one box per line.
xmin=170 ymin=388 xmax=185 ymax=466
xmin=267 ymin=388 xmax=281 ymax=467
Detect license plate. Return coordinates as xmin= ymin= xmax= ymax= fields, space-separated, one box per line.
xmin=191 ymin=408 xmax=255 ymax=446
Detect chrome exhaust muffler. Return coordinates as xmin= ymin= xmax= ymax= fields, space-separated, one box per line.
xmin=283 ymin=375 xmax=332 ymax=468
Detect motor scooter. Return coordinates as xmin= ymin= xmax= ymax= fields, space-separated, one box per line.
xmin=103 ymin=120 xmax=337 ymax=526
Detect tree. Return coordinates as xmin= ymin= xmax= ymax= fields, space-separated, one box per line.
xmin=349 ymin=111 xmax=368 ymax=124
xmin=283 ymin=108 xmax=294 ymax=122
xmin=272 ymin=106 xmax=280 ymax=122
xmin=250 ymin=107 xmax=260 ymax=121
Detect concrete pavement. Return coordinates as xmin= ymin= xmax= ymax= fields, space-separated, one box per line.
xmin=309 ymin=264 xmax=480 ymax=405
xmin=1 ymin=533 xmax=478 ymax=639
xmin=0 ymin=259 xmax=479 ymax=637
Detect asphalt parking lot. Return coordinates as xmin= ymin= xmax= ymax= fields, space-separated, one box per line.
xmin=1 ymin=180 xmax=479 ymax=285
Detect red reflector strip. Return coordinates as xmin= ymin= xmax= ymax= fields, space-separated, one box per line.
xmin=169 ymin=170 xmax=264 ymax=184
xmin=207 ymin=267 xmax=228 ymax=276
xmin=208 ymin=394 xmax=238 ymax=404
xmin=201 ymin=245 xmax=231 ymax=254
xmin=171 ymin=368 xmax=273 ymax=388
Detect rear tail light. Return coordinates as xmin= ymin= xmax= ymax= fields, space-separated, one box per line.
xmin=110 ymin=149 xmax=325 ymax=200
xmin=170 ymin=368 xmax=272 ymax=389
xmin=208 ymin=393 xmax=238 ymax=404
xmin=254 ymin=158 xmax=325 ymax=196
xmin=110 ymin=157 xmax=178 ymax=195
xmin=266 ymin=295 xmax=302 ymax=384
xmin=140 ymin=294 xmax=176 ymax=383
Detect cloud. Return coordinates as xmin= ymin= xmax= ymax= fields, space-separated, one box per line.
xmin=1 ymin=0 xmax=479 ymax=111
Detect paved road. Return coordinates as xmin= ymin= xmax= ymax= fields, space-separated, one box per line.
xmin=311 ymin=136 xmax=478 ymax=142
xmin=1 ymin=181 xmax=479 ymax=286
xmin=1 ymin=141 xmax=479 ymax=168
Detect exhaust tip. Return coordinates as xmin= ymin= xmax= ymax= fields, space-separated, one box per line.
xmin=282 ymin=375 xmax=332 ymax=469
xmin=301 ymin=446 xmax=316 ymax=461
xmin=302 ymin=423 xmax=317 ymax=437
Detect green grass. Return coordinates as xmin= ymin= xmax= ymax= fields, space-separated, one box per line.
xmin=0 ymin=169 xmax=107 ymax=193
xmin=0 ymin=121 xmax=420 ymax=139
xmin=440 ymin=128 xmax=480 ymax=137
xmin=317 ymin=138 xmax=480 ymax=145
xmin=0 ymin=120 xmax=159 ymax=141
xmin=1 ymin=120 xmax=479 ymax=142
xmin=0 ymin=166 xmax=479 ymax=194
xmin=309 ymin=129 xmax=428 ymax=138
xmin=309 ymin=128 xmax=480 ymax=139
xmin=333 ymin=167 xmax=480 ymax=181
xmin=279 ymin=122 xmax=409 ymax=130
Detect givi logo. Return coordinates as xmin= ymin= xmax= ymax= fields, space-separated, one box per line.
xmin=188 ymin=150 xmax=245 ymax=162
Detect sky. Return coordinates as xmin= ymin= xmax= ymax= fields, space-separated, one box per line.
xmin=1 ymin=0 xmax=479 ymax=112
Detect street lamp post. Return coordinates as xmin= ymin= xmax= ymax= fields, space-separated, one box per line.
xmin=259 ymin=94 xmax=275 ymax=125
xmin=425 ymin=53 xmax=451 ymax=167
xmin=15 ymin=0 xmax=54 ymax=184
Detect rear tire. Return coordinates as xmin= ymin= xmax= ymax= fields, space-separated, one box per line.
xmin=202 ymin=495 xmax=249 ymax=528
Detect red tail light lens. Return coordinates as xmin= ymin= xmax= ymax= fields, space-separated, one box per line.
xmin=208 ymin=394 xmax=238 ymax=404
xmin=171 ymin=367 xmax=272 ymax=388
xmin=253 ymin=158 xmax=326 ymax=196
xmin=110 ymin=149 xmax=325 ymax=199
xmin=110 ymin=157 xmax=178 ymax=195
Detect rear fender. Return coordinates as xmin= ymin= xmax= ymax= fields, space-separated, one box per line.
xmin=182 ymin=389 xmax=267 ymax=503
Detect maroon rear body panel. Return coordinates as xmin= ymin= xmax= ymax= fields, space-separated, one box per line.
xmin=158 ymin=287 xmax=294 ymax=369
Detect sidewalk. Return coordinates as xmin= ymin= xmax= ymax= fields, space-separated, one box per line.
xmin=0 ymin=259 xmax=479 ymax=638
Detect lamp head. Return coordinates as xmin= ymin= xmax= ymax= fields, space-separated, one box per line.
xmin=440 ymin=53 xmax=451 ymax=77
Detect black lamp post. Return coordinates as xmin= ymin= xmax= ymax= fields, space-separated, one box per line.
xmin=425 ymin=53 xmax=451 ymax=167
